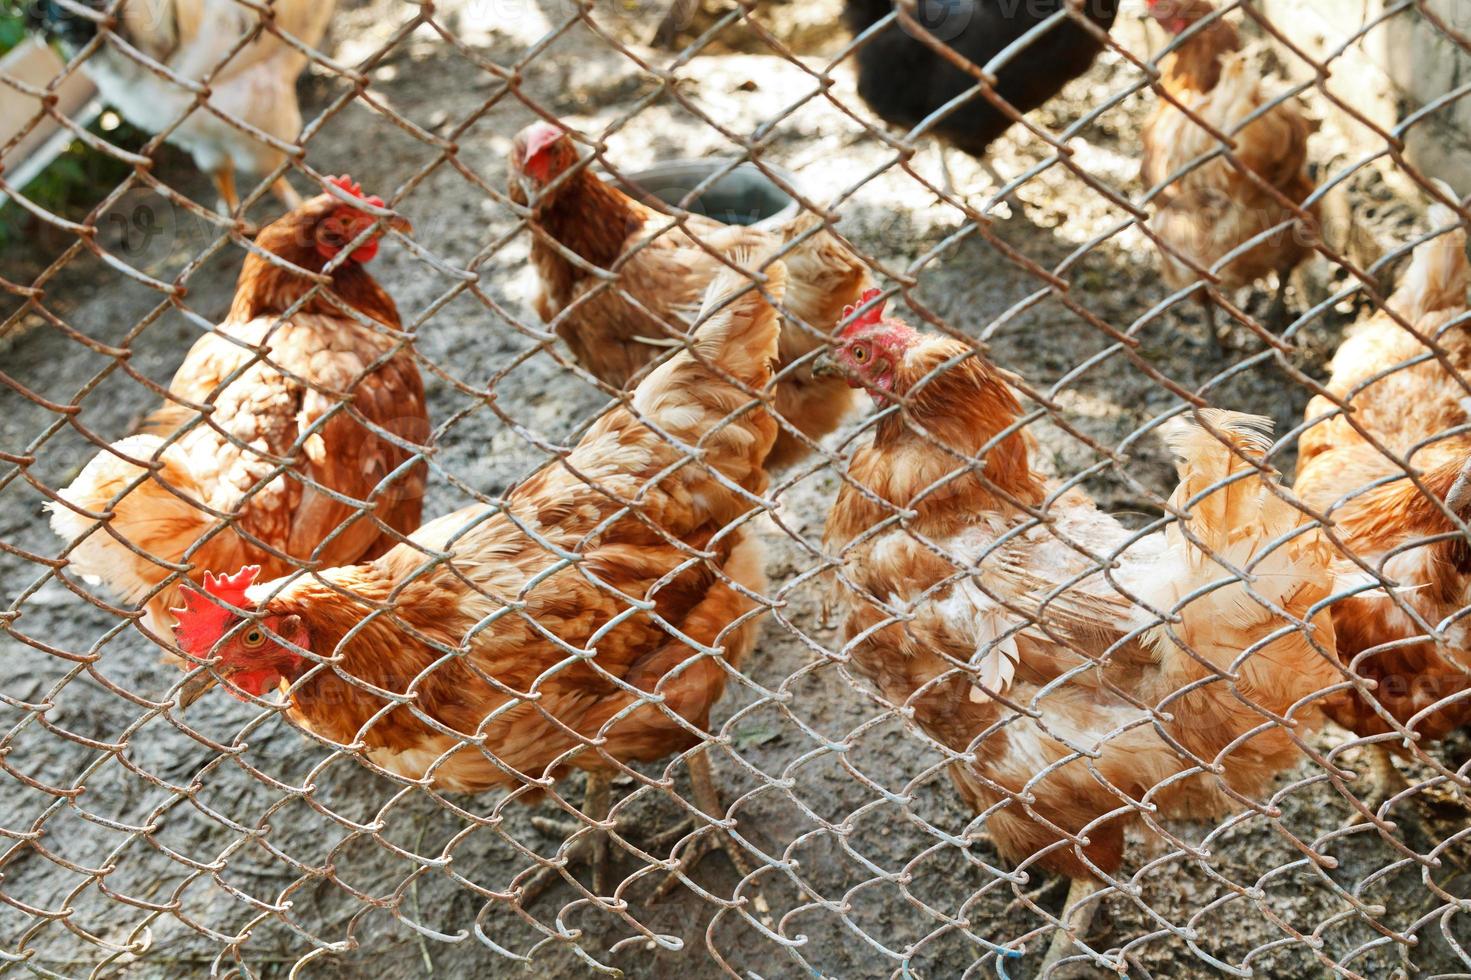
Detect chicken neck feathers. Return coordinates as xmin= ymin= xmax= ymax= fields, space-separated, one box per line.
xmin=523 ymin=158 xmax=866 ymax=463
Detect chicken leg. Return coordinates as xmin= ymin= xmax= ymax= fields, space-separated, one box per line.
xmin=1263 ymin=267 xmax=1294 ymax=333
xmin=1197 ymin=288 xmax=1229 ymax=360
xmin=652 ymin=0 xmax=699 ymax=47
xmin=650 ymin=748 xmax=773 ymax=925
xmin=519 ymin=771 xmax=617 ymax=903
xmin=1346 ymin=743 xmax=1471 ymax=841
xmin=944 ymin=150 xmax=1018 ymax=218
xmin=1036 ymin=876 xmax=1102 ymax=978
xmin=212 ymin=161 xmax=241 ymax=218
xmin=978 ymin=156 xmax=1021 ymax=217
xmin=215 ymin=163 xmax=300 ymax=222
xmin=935 ymin=143 xmax=960 ymax=197
xmin=271 ymin=176 xmax=303 ymax=210
xmin=1345 ymin=743 xmax=1410 ymax=827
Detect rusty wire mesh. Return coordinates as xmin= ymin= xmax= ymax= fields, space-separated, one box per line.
xmin=3 ymin=0 xmax=1471 ymax=976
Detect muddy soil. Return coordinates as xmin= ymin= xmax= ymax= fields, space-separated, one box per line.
xmin=1 ymin=1 xmax=1467 ymax=977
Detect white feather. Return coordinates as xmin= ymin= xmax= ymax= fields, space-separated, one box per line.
xmin=967 ymin=595 xmax=1021 ymax=701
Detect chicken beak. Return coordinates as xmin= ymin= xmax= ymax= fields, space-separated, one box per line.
xmin=811 ymin=351 xmax=841 ymax=378
xmin=387 ymin=214 xmax=413 ymax=236
xmin=516 ymin=174 xmax=541 ymax=207
xmin=174 ymin=669 xmax=220 ymax=710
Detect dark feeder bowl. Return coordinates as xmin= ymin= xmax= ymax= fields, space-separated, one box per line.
xmin=608 ymin=159 xmax=801 ymax=229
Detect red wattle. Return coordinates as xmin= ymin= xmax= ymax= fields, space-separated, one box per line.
xmin=228 ymin=668 xmax=283 ymax=699
xmin=350 ymin=239 xmax=380 ymax=263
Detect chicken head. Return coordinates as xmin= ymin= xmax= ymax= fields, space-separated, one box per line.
xmin=172 ymin=565 xmax=308 ymax=705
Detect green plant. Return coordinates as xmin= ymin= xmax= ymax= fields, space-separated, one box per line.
xmin=0 ymin=0 xmax=27 ymax=56
xmin=0 ymin=116 xmax=148 ymax=250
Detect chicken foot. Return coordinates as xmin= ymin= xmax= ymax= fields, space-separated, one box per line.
xmin=976 ymin=157 xmax=1021 ymax=218
xmin=1345 ymin=744 xmax=1471 ymax=844
xmin=211 ymin=161 xmax=303 ymax=224
xmin=1197 ymin=289 xmax=1229 ymax=361
xmin=518 ymin=771 xmax=618 ymax=903
xmin=1036 ymin=876 xmax=1103 ymax=978
xmin=650 ymin=749 xmax=774 ymax=926
xmin=924 ymin=145 xmax=1017 ymax=218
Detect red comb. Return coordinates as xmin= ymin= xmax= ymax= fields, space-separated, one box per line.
xmin=839 ymin=288 xmax=887 ymax=336
xmin=513 ymin=122 xmax=569 ymax=173
xmin=327 ymin=175 xmax=386 ymax=210
xmin=205 ymin=565 xmax=258 ymax=605
xmin=171 ymin=565 xmax=260 ymax=655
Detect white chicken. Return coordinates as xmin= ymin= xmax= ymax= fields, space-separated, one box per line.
xmin=29 ymin=0 xmax=335 ymax=212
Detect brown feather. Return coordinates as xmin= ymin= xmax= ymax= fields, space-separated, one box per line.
xmin=219 ymin=265 xmax=784 ymax=795
xmin=1295 ymin=208 xmax=1471 ymax=744
xmin=50 ymin=193 xmax=427 ymax=641
xmin=1141 ymin=6 xmax=1319 ymax=293
xmin=512 ymin=134 xmax=869 ymax=465
xmin=826 ymin=337 xmax=1338 ymax=880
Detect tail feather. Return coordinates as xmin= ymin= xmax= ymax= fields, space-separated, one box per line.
xmin=1161 ymin=409 xmax=1277 ymax=557
xmin=630 ymin=257 xmax=785 ymax=486
xmin=1147 ymin=411 xmax=1338 ymax=800
xmin=638 ymin=255 xmax=785 ymax=402
xmin=48 ymin=435 xmax=213 ymax=603
xmin=1390 ymin=191 xmax=1470 ymax=323
xmin=776 ymin=212 xmax=869 ymax=336
xmin=1157 ymin=409 xmax=1332 ymax=640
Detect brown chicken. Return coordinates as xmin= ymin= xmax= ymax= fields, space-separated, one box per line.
xmin=169 ymin=261 xmax=784 ymax=902
xmin=509 ymin=120 xmax=870 ymax=467
xmin=818 ymin=292 xmax=1339 ymax=971
xmin=1141 ymin=0 xmax=1319 ymax=351
xmin=1294 ymin=198 xmax=1471 ymax=819
xmin=29 ymin=0 xmax=335 ymax=212
xmin=50 ymin=177 xmax=427 ymax=642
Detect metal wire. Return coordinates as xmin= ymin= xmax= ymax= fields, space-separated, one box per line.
xmin=3 ymin=0 xmax=1471 ymax=976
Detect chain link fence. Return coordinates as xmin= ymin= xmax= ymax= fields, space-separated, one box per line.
xmin=3 ymin=0 xmax=1471 ymax=976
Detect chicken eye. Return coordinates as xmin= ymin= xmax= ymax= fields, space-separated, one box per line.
xmin=853 ymin=345 xmax=869 ymax=363
xmin=241 ymin=627 xmax=266 ymax=649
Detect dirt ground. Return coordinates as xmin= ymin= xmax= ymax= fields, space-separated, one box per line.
xmin=2 ymin=0 xmax=1470 ymax=977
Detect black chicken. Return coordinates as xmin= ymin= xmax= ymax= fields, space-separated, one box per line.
xmin=844 ymin=0 xmax=1120 ymax=191
xmin=24 ymin=0 xmax=100 ymax=50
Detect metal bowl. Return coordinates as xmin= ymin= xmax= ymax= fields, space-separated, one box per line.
xmin=609 ymin=158 xmax=801 ymax=229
